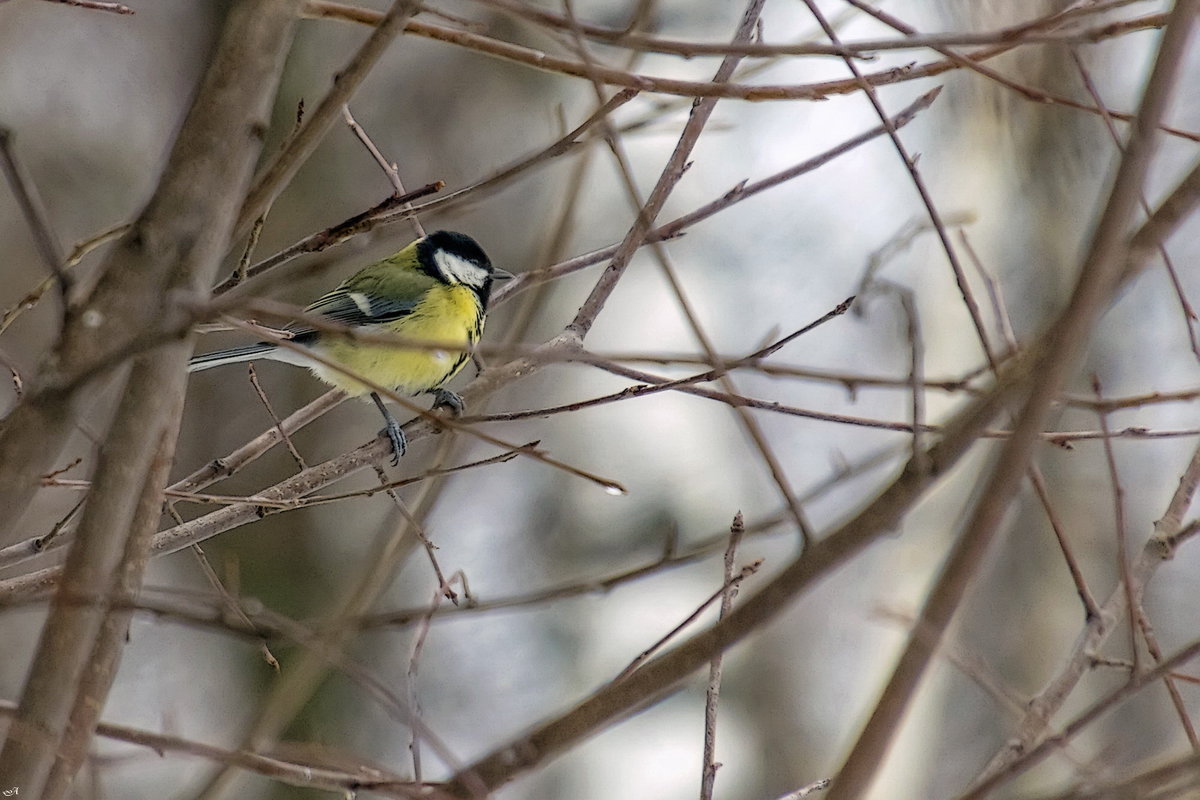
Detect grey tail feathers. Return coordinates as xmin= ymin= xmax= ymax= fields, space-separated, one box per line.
xmin=188 ymin=343 xmax=278 ymax=373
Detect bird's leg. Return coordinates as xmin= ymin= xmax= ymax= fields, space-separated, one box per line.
xmin=371 ymin=391 xmax=406 ymax=465
xmin=430 ymin=388 xmax=465 ymax=416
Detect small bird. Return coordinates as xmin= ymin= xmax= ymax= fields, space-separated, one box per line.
xmin=189 ymin=230 xmax=512 ymax=461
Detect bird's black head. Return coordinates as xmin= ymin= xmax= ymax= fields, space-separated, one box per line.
xmin=416 ymin=231 xmax=510 ymax=307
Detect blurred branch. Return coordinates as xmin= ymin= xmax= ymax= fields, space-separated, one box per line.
xmin=0 ymin=1 xmax=303 ymax=795
xmin=463 ymin=0 xmax=1166 ymax=57
xmin=232 ymin=0 xmax=421 ymax=244
xmin=0 ymin=127 xmax=71 ymax=307
xmin=214 ymin=88 xmax=634 ymax=294
xmin=495 ymin=85 xmax=937 ymax=301
xmin=971 ymin=442 xmax=1200 ymax=790
xmin=191 ymin=433 xmax=463 ymax=800
xmin=1070 ymin=48 xmax=1200 ymax=364
xmin=303 ymin=1 xmax=1198 ymax=141
xmin=827 ymin=2 xmax=1200 ymax=795
xmin=40 ymin=411 xmax=178 ymax=796
xmin=559 ymin=0 xmax=818 ymax=544
xmin=0 ymin=222 xmax=130 ymax=337
xmin=806 ymin=0 xmax=998 ymax=372
xmin=963 ymin=636 xmax=1200 ymax=800
xmin=1034 ymin=749 xmax=1200 ymax=800
xmin=0 ymin=699 xmax=416 ymax=797
xmin=700 ymin=512 xmax=746 ymax=800
xmin=38 ymin=0 xmax=133 ymax=13
xmin=307 ymin=0 xmax=1167 ymax=58
xmin=842 ymin=0 xmax=1199 ymax=143
xmin=430 ymin=6 xmax=1200 ymax=790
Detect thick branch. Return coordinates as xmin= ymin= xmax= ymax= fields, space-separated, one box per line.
xmin=826 ymin=3 xmax=1200 ymax=797
xmin=0 ymin=1 xmax=302 ymax=793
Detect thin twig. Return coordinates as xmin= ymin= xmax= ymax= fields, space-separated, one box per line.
xmin=0 ymin=127 xmax=71 ymax=303
xmin=959 ymin=225 xmax=1102 ymax=619
xmin=612 ymin=559 xmax=762 ymax=683
xmin=1070 ymin=47 xmax=1200 ymax=363
xmin=39 ymin=0 xmax=134 ymax=12
xmin=408 ymin=582 xmax=449 ymax=781
xmin=310 ymin=0 xmax=1166 ymax=58
xmin=371 ymin=464 xmax=458 ymax=604
xmin=0 ymin=222 xmax=128 ymax=337
xmin=972 ymin=442 xmax=1200 ymax=786
xmin=1027 ymin=466 xmax=1102 ymax=620
xmin=219 ymin=87 xmax=930 ymax=304
xmin=303 ymin=0 xmax=1198 ymax=143
xmin=233 ymin=0 xmax=422 ymax=243
xmin=0 ymin=392 xmax=348 ymax=572
xmin=215 ymin=183 xmax=442 ymax=295
xmin=569 ymin=0 xmax=768 ymax=335
xmin=561 ymin=0 xmax=815 ymax=547
xmin=0 ymin=699 xmax=413 ymax=795
xmin=184 ymin=536 xmax=280 ymax=671
xmin=342 ymin=104 xmax=425 ymax=238
xmin=804 ymin=0 xmax=996 ymax=371
xmin=247 ymin=365 xmax=308 ymax=471
xmin=495 ymin=86 xmax=941 ymax=305
xmin=700 ymin=512 xmax=745 ymax=800
xmin=1091 ymin=375 xmax=1139 ymax=674
xmin=1132 ymin=602 xmax=1200 ymax=750
xmin=773 ymin=778 xmax=832 ymax=800
xmin=962 ymin=638 xmax=1200 ymax=800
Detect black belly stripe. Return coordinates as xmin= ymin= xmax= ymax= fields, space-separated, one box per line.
xmin=436 ymin=318 xmax=482 ymax=388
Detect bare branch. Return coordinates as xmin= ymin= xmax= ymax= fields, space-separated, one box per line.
xmin=826 ymin=3 xmax=1200 ymax=795
xmin=0 ymin=1 xmax=304 ymax=792
xmin=232 ymin=0 xmax=421 ymax=243
xmin=38 ymin=0 xmax=133 ymax=13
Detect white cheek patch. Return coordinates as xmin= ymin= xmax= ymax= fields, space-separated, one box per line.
xmin=434 ymin=250 xmax=489 ymax=288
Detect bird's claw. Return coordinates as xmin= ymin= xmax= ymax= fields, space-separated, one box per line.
xmin=431 ymin=388 xmax=465 ymax=416
xmin=379 ymin=419 xmax=407 ymax=466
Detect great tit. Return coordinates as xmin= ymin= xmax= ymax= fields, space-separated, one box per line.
xmin=189 ymin=230 xmax=512 ymax=461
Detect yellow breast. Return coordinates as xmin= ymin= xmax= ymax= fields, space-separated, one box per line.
xmin=309 ymin=284 xmax=482 ymax=397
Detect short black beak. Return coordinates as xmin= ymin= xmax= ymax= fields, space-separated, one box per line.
xmin=491 ymin=267 xmax=515 ymax=281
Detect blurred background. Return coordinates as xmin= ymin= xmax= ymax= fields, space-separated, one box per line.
xmin=1 ymin=0 xmax=1199 ymax=798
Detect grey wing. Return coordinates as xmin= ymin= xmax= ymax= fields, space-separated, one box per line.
xmin=289 ymin=289 xmax=419 ymax=342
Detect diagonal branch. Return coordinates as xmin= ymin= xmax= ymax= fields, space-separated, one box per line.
xmin=568 ymin=0 xmax=768 ymax=335
xmin=232 ymin=0 xmax=420 ymax=244
xmin=825 ymin=3 xmax=1200 ymax=797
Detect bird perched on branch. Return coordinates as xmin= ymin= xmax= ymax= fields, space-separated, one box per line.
xmin=189 ymin=230 xmax=512 ymax=462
